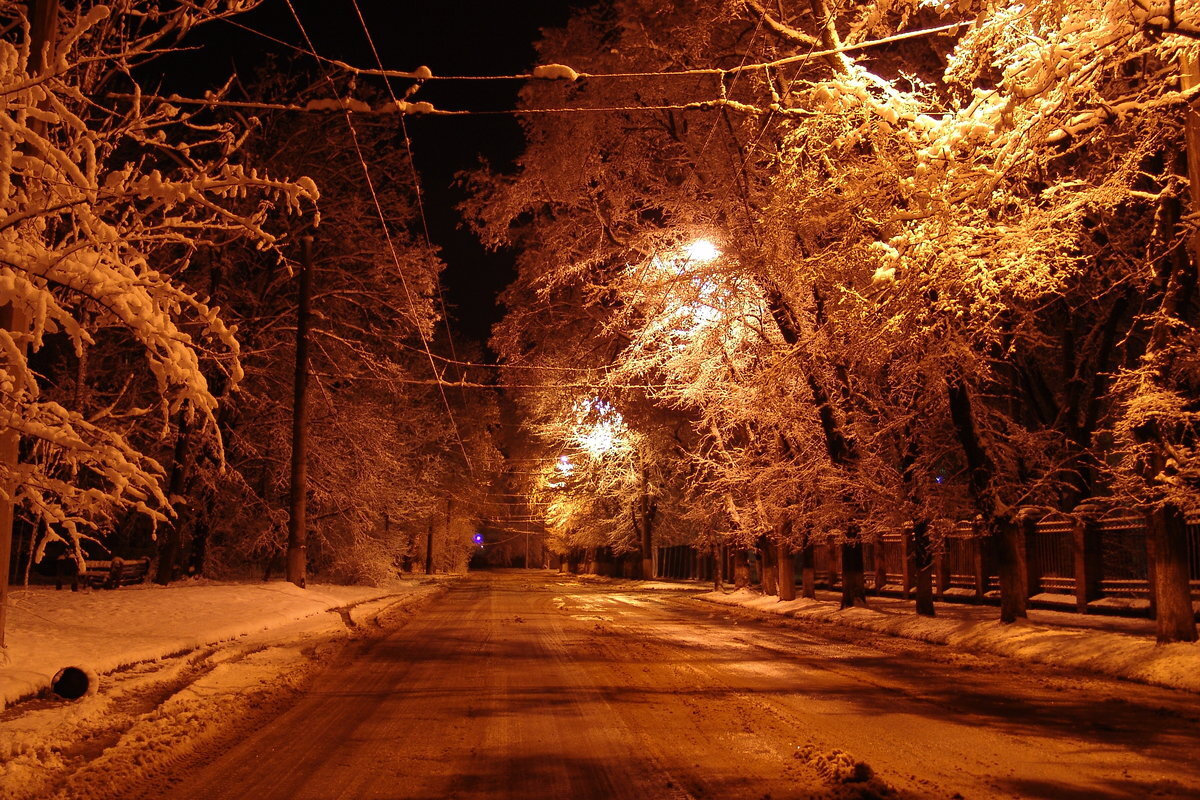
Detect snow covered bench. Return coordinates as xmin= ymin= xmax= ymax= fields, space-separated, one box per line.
xmin=55 ymin=556 xmax=152 ymax=591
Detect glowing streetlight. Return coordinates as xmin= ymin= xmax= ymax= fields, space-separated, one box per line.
xmin=572 ymin=398 xmax=626 ymax=458
xmin=685 ymin=238 xmax=720 ymax=263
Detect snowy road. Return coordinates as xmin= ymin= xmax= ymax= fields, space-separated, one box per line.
xmin=158 ymin=572 xmax=1200 ymax=800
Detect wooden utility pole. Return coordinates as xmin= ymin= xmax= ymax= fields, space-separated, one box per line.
xmin=1 ymin=0 xmax=57 ymax=650
xmin=425 ymin=516 xmax=435 ymax=574
xmin=285 ymin=235 xmax=314 ymax=588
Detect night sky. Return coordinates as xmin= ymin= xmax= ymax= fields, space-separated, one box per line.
xmin=161 ymin=0 xmax=581 ymax=348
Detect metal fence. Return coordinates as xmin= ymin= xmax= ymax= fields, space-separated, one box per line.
xmin=942 ymin=521 xmax=983 ymax=595
xmin=1189 ymin=515 xmax=1200 ymax=595
xmin=1097 ymin=512 xmax=1151 ymax=598
xmin=878 ymin=532 xmax=906 ymax=589
xmin=1030 ymin=515 xmax=1075 ymax=595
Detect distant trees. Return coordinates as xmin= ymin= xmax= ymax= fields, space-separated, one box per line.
xmin=151 ymin=67 xmax=506 ymax=583
xmin=467 ymin=0 xmax=1200 ymax=641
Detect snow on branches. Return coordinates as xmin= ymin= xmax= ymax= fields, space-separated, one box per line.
xmin=0 ymin=2 xmax=317 ymax=547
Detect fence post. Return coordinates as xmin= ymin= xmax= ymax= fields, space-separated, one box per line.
xmin=1073 ymin=506 xmax=1101 ymax=613
xmin=973 ymin=525 xmax=989 ymax=600
xmin=935 ymin=543 xmax=949 ymax=598
xmin=1020 ymin=509 xmax=1039 ymax=598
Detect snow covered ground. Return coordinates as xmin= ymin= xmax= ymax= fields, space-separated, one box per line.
xmin=528 ymin=573 xmax=1200 ymax=694
xmin=0 ymin=577 xmax=451 ymax=800
xmin=697 ymin=587 xmax=1200 ymax=694
xmin=4 ymin=572 xmax=1198 ymax=800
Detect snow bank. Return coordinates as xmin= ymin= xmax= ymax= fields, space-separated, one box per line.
xmin=0 ymin=580 xmax=412 ymax=709
xmin=0 ymin=579 xmax=450 ymax=800
xmin=698 ymin=589 xmax=1200 ymax=693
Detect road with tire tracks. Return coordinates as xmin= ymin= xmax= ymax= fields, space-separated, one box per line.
xmin=159 ymin=571 xmax=1200 ymax=800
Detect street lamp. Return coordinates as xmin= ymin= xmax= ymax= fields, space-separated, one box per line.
xmin=685 ymin=238 xmax=720 ymax=263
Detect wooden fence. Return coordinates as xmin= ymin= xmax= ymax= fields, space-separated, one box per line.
xmin=653 ymin=512 xmax=1200 ymax=615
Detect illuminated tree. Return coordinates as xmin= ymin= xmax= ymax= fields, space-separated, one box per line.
xmin=0 ymin=1 xmax=317 ymax=570
xmin=171 ymin=70 xmax=502 ymax=582
xmin=469 ymin=0 xmax=1200 ymax=639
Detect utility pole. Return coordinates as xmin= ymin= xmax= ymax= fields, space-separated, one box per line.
xmin=425 ymin=516 xmax=434 ymax=574
xmin=285 ymin=235 xmax=313 ymax=588
xmin=1 ymin=0 xmax=57 ymax=651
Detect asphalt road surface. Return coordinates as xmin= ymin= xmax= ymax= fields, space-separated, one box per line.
xmin=162 ymin=571 xmax=1200 ymax=800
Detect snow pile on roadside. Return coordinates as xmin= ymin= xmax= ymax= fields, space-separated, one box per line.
xmin=698 ymin=589 xmax=1200 ymax=693
xmin=0 ymin=579 xmax=420 ymax=708
xmin=0 ymin=580 xmax=448 ymax=800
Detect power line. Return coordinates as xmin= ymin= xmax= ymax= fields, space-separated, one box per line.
xmin=121 ymin=93 xmax=818 ymax=119
xmin=208 ymin=11 xmax=966 ymax=86
xmin=279 ymin=0 xmax=475 ymax=475
xmin=345 ymin=0 xmax=469 ymax=398
xmin=321 ymin=20 xmax=969 ymax=82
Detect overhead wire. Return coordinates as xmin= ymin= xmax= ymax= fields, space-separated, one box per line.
xmin=125 ymin=93 xmax=825 ymax=118
xmin=209 ymin=11 xmax=966 ymax=85
xmin=345 ymin=0 xmax=470 ymax=395
xmin=279 ymin=0 xmax=475 ymax=474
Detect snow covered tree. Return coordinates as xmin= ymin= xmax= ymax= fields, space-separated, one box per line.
xmin=162 ymin=67 xmax=503 ymax=584
xmin=866 ymin=0 xmax=1200 ymax=639
xmin=469 ymin=0 xmax=1200 ymax=638
xmin=0 ymin=0 xmax=317 ymax=588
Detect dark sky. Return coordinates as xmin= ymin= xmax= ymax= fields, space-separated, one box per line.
xmin=163 ymin=0 xmax=580 ymax=349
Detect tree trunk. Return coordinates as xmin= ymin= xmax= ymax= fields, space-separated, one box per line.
xmin=757 ymin=535 xmax=778 ymax=595
xmin=777 ymin=540 xmax=796 ymax=601
xmin=154 ymin=411 xmax=191 ymax=585
xmin=1149 ymin=505 xmax=1199 ymax=643
xmin=800 ymin=542 xmax=816 ymax=599
xmin=712 ymin=545 xmax=724 ymax=590
xmin=425 ymin=515 xmax=435 ymax=575
xmin=992 ymin=516 xmax=1028 ymax=623
xmin=946 ymin=376 xmax=1026 ymax=623
xmin=732 ymin=549 xmax=751 ymax=589
xmin=186 ymin=518 xmax=210 ymax=578
xmin=912 ymin=520 xmax=936 ymax=617
xmin=637 ymin=468 xmax=656 ymax=580
xmin=840 ymin=530 xmax=867 ymax=608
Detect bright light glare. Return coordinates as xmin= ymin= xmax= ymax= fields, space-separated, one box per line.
xmin=686 ymin=239 xmax=720 ymax=263
xmin=572 ymin=398 xmax=626 ymax=458
xmin=579 ymin=422 xmax=618 ymax=457
xmin=556 ymin=455 xmax=574 ymax=475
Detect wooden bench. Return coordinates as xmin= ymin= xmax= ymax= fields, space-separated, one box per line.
xmin=56 ymin=556 xmax=152 ymax=591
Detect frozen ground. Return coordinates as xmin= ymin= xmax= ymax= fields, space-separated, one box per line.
xmin=0 ymin=577 xmax=450 ymax=800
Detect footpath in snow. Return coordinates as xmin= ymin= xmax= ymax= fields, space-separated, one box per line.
xmin=0 ymin=577 xmax=440 ymax=709
xmin=696 ymin=586 xmax=1200 ymax=694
